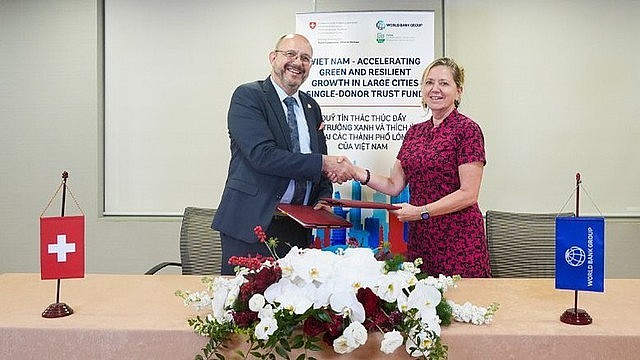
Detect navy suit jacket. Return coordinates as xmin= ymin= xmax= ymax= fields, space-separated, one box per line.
xmin=212 ymin=77 xmax=332 ymax=243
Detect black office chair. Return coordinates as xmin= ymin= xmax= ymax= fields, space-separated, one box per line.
xmin=485 ymin=210 xmax=573 ymax=278
xmin=145 ymin=207 xmax=222 ymax=275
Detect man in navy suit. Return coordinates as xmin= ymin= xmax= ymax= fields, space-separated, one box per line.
xmin=212 ymin=33 xmax=351 ymax=274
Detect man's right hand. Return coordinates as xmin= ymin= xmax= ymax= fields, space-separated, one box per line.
xmin=322 ymin=155 xmax=354 ymax=184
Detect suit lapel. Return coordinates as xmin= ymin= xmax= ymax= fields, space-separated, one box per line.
xmin=299 ymin=93 xmax=320 ymax=152
xmin=263 ymin=77 xmax=294 ymax=151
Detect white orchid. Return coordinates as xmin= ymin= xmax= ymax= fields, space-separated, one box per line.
xmin=374 ymin=269 xmax=416 ymax=303
xmin=329 ymin=290 xmax=366 ymax=323
xmin=278 ymin=247 xmax=337 ymax=285
xmin=263 ymin=278 xmax=314 ymax=314
xmin=406 ymin=281 xmax=442 ymax=321
xmin=210 ymin=276 xmax=241 ymax=323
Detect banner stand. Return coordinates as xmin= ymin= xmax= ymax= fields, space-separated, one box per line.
xmin=42 ymin=171 xmax=74 ymax=318
xmin=559 ymin=173 xmax=592 ymax=325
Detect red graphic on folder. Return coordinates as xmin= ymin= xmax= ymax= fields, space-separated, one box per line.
xmin=40 ymin=215 xmax=85 ymax=280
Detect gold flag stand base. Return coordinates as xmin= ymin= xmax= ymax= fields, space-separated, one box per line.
xmin=42 ymin=302 xmax=74 ymax=318
xmin=560 ymin=308 xmax=592 ymax=325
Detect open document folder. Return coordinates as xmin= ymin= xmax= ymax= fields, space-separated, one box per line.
xmin=319 ymin=198 xmax=401 ymax=210
xmin=276 ymin=204 xmax=352 ymax=229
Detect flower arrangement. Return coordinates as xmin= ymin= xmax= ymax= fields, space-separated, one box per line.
xmin=177 ymin=226 xmax=499 ymax=360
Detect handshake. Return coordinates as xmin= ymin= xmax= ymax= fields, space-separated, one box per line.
xmin=321 ymin=155 xmax=365 ymax=184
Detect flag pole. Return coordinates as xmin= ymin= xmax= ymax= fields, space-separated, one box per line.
xmin=559 ymin=172 xmax=592 ymax=325
xmin=42 ymin=171 xmax=74 ymax=318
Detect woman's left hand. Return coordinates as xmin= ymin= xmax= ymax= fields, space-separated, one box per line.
xmin=389 ymin=203 xmax=422 ymax=222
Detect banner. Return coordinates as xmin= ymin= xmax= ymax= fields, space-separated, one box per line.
xmin=296 ymin=12 xmax=434 ymax=247
xmin=555 ymin=217 xmax=605 ymax=292
xmin=40 ymin=215 xmax=85 ymax=280
xmin=296 ymin=11 xmax=435 ymax=196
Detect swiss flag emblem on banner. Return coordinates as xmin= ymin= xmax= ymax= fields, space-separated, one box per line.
xmin=40 ymin=215 xmax=85 ymax=280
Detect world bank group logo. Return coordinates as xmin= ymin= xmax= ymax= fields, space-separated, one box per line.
xmin=376 ymin=20 xmax=386 ymax=30
xmin=565 ymin=246 xmax=586 ymax=267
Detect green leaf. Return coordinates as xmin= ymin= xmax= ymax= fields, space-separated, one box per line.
xmin=290 ymin=334 xmax=304 ymax=348
xmin=306 ymin=342 xmax=323 ymax=351
xmin=275 ymin=345 xmax=290 ymax=359
xmin=314 ymin=311 xmax=331 ymax=323
xmin=279 ymin=337 xmax=292 ymax=351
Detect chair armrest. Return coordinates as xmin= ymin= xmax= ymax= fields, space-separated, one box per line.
xmin=144 ymin=261 xmax=182 ymax=275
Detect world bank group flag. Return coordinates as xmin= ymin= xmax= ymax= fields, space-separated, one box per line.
xmin=555 ymin=217 xmax=604 ymax=292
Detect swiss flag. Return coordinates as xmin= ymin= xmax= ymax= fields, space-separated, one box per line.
xmin=40 ymin=216 xmax=85 ymax=280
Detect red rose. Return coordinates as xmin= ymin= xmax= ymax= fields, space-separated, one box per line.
xmin=232 ymin=310 xmax=258 ymax=328
xmin=356 ymin=287 xmax=380 ymax=315
xmin=303 ymin=315 xmax=326 ymax=337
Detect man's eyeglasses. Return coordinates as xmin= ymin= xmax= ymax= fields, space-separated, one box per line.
xmin=274 ymin=49 xmax=312 ymax=64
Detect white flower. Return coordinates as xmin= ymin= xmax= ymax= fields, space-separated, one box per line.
xmin=332 ymin=321 xmax=367 ymax=353
xmin=185 ymin=291 xmax=211 ymax=310
xmin=329 ymin=290 xmax=365 ymax=323
xmin=420 ymin=313 xmax=442 ymax=336
xmin=343 ymin=321 xmax=367 ymax=348
xmin=258 ymin=305 xmax=274 ymax=320
xmin=406 ymin=281 xmax=442 ymax=321
xmin=401 ymin=261 xmax=421 ymax=275
xmin=405 ymin=329 xmax=436 ymax=358
xmin=333 ymin=335 xmax=354 ymax=354
xmin=307 ymin=281 xmax=332 ymax=308
xmin=374 ymin=270 xmax=416 ymax=303
xmin=334 ymin=248 xmax=385 ymax=289
xmin=179 ymin=247 xmax=499 ymax=360
xmin=448 ymin=300 xmax=499 ymax=325
xmin=248 ymin=293 xmax=265 ymax=312
xmin=210 ymin=277 xmax=240 ymax=323
xmin=264 ymin=278 xmax=314 ymax=314
xmin=254 ymin=316 xmax=278 ymax=340
xmin=380 ymin=330 xmax=404 ymax=354
xmin=421 ymin=274 xmax=459 ymax=292
xmin=278 ymin=247 xmax=338 ymax=285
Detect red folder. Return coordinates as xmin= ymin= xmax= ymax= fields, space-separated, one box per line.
xmin=319 ymin=198 xmax=401 ymax=210
xmin=277 ymin=204 xmax=352 ymax=228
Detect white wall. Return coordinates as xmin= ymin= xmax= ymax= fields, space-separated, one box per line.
xmin=1 ymin=0 xmax=639 ymax=277
xmin=446 ymin=0 xmax=640 ymax=216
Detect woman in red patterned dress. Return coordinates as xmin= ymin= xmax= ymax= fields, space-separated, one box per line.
xmin=352 ymin=57 xmax=491 ymax=278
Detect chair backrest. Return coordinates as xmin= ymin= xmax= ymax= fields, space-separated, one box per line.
xmin=179 ymin=207 xmax=222 ymax=275
xmin=485 ymin=210 xmax=573 ymax=278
